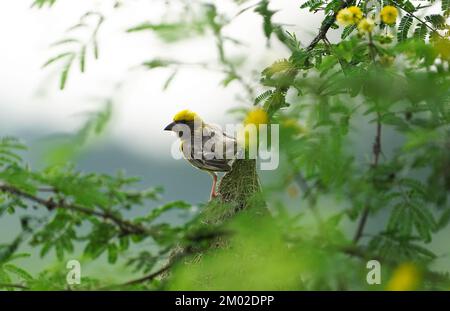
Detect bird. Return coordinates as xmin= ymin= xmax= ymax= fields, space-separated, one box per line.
xmin=164 ymin=110 xmax=237 ymax=200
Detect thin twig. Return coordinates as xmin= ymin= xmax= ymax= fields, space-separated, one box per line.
xmin=101 ymin=244 xmax=200 ymax=289
xmin=306 ymin=0 xmax=354 ymax=52
xmin=292 ymin=1 xmax=354 ymax=212
xmin=210 ymin=13 xmax=255 ymax=102
xmin=121 ymin=264 xmax=172 ymax=287
xmin=353 ymin=114 xmax=382 ymax=243
xmin=97 ymin=263 xmax=172 ymax=290
xmin=293 ymin=172 xmax=322 ymax=225
xmin=352 ymin=30 xmax=383 ymax=244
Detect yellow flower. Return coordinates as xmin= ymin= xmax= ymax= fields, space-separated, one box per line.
xmin=337 ymin=7 xmax=363 ymax=26
xmin=357 ymin=18 xmax=375 ymax=34
xmin=433 ymin=37 xmax=450 ymax=61
xmin=348 ymin=6 xmax=363 ymax=22
xmin=244 ymin=108 xmax=269 ymax=126
xmin=238 ymin=108 xmax=269 ymax=151
xmin=387 ymin=263 xmax=421 ymax=291
xmin=337 ymin=8 xmax=354 ymax=26
xmin=380 ymin=6 xmax=398 ymax=25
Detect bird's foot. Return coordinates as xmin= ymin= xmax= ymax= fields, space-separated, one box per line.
xmin=209 ymin=191 xmax=218 ymax=201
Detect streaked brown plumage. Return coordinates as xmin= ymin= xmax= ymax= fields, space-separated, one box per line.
xmin=164 ymin=110 xmax=237 ymax=199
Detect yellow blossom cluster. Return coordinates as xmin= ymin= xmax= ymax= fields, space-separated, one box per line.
xmin=244 ymin=108 xmax=269 ymax=126
xmin=357 ymin=18 xmax=375 ymax=34
xmin=387 ymin=263 xmax=421 ymax=291
xmin=239 ymin=108 xmax=269 ymax=150
xmin=336 ymin=6 xmax=363 ymax=26
xmin=337 ymin=5 xmax=398 ymax=34
xmin=380 ymin=5 xmax=398 ymax=25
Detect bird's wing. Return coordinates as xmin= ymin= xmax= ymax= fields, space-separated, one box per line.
xmin=202 ymin=124 xmax=238 ymax=160
xmin=179 ymin=124 xmax=237 ymax=172
xmin=181 ymin=141 xmax=232 ymax=172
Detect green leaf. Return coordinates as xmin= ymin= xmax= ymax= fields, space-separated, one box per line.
xmin=412 ymin=203 xmax=436 ymax=228
xmin=262 ymin=59 xmax=295 ymax=78
xmin=55 ymin=241 xmax=64 ymax=261
xmin=126 ymin=251 xmax=157 ymax=273
xmin=221 ymin=73 xmax=237 ymax=87
xmin=3 ymin=264 xmax=33 ymax=281
xmin=413 ymin=23 xmax=428 ymax=41
xmin=388 ymin=204 xmax=404 ymax=232
xmin=410 ymin=204 xmax=433 ymax=242
xmin=0 ymin=269 xmax=12 ymax=286
xmin=50 ymin=38 xmax=81 ymax=47
xmin=44 ymin=100 xmax=112 ymax=163
xmin=401 ymin=178 xmax=428 ymax=199
xmin=443 ymin=0 xmax=450 ymax=14
xmin=163 ymin=69 xmax=178 ymax=90
xmin=380 ymin=114 xmax=410 ymax=131
xmin=119 ymin=236 xmax=130 ymax=251
xmin=6 ymin=253 xmax=31 ymax=262
xmin=263 ymin=90 xmax=288 ymax=116
xmin=0 ymin=137 xmax=26 ymax=165
xmin=42 ymin=52 xmax=74 ymax=68
xmin=140 ymin=201 xmax=191 ymax=223
xmin=254 ymin=0 xmax=276 ymax=40
xmin=425 ymin=14 xmax=446 ymax=30
xmin=40 ymin=243 xmax=52 ymax=258
xmin=401 ymin=1 xmax=416 ymax=13
xmin=59 ymin=59 xmax=73 ymax=90
xmin=300 ymin=0 xmax=323 ymax=11
xmin=93 ymin=38 xmax=99 ymax=59
xmin=143 ymin=59 xmax=177 ymax=69
xmin=397 ymin=15 xmax=413 ymax=42
xmin=32 ymin=0 xmax=57 ymax=8
xmin=254 ymin=90 xmax=273 ymax=105
xmin=437 ymin=209 xmax=450 ymax=230
xmin=79 ymin=45 xmax=86 ymax=73
xmin=408 ymin=244 xmax=437 ymax=259
xmin=107 ymin=243 xmax=118 ymax=264
xmin=341 ymin=25 xmax=356 ymax=40
xmin=126 ymin=20 xmax=207 ymax=42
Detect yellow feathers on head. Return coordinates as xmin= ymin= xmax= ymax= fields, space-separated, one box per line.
xmin=173 ymin=109 xmax=201 ymax=122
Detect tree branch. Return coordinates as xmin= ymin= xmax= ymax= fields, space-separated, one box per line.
xmin=306 ymin=0 xmax=353 ymax=52
xmin=353 ymin=116 xmax=382 ymax=243
xmin=0 ymin=184 xmax=154 ymax=237
xmin=121 ymin=263 xmax=172 ymax=287
xmin=352 ymin=29 xmax=383 ymax=244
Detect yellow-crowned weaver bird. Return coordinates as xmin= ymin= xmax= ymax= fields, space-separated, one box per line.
xmin=164 ymin=110 xmax=237 ymax=199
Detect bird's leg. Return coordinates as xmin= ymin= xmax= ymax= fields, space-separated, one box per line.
xmin=209 ymin=172 xmax=218 ymax=200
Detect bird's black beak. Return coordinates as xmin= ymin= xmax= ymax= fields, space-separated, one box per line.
xmin=164 ymin=121 xmax=176 ymax=131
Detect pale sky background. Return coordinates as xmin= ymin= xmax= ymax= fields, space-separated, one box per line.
xmin=0 ymin=0 xmax=321 ymax=160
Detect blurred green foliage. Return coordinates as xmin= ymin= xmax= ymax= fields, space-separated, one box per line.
xmin=0 ymin=0 xmax=449 ymax=291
